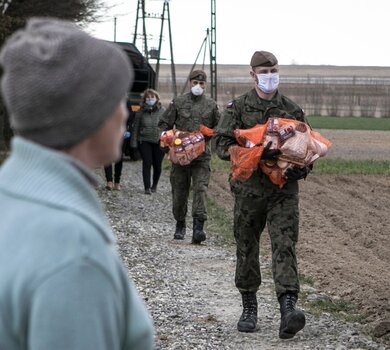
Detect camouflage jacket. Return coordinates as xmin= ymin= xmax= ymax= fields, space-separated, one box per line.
xmin=158 ymin=92 xmax=220 ymax=161
xmin=215 ymin=88 xmax=309 ymax=196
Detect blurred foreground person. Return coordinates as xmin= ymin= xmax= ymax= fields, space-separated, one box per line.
xmin=158 ymin=70 xmax=220 ymax=243
xmin=131 ymin=89 xmax=166 ymax=194
xmin=215 ymin=51 xmax=308 ymax=338
xmin=0 ymin=18 xmax=154 ymax=350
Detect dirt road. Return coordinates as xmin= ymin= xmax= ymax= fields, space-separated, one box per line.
xmin=100 ymin=129 xmax=389 ymax=348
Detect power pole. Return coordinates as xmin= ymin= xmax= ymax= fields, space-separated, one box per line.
xmin=210 ymin=0 xmax=217 ymax=101
xmin=133 ymin=0 xmax=177 ymax=96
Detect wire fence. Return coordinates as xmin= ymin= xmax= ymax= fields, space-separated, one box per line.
xmin=157 ymin=75 xmax=390 ymax=118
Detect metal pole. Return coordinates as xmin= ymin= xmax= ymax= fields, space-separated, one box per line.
xmin=133 ymin=0 xmax=141 ymax=45
xmin=210 ymin=0 xmax=217 ymax=101
xmin=114 ymin=17 xmax=117 ymax=42
xmin=181 ymin=35 xmax=208 ymax=95
xmin=166 ymin=1 xmax=177 ymax=97
xmin=155 ymin=2 xmax=166 ymax=90
xmin=141 ymin=0 xmax=149 ymax=61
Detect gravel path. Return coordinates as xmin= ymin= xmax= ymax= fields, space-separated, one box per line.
xmin=96 ymin=161 xmax=387 ymax=350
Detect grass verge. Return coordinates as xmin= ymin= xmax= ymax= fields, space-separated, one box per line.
xmin=304 ymin=298 xmax=366 ymax=323
xmin=207 ymin=196 xmax=233 ymax=242
xmin=313 ymin=158 xmax=390 ymax=175
xmin=212 ymin=155 xmax=390 ymax=175
xmin=307 ymin=116 xmax=390 ymax=130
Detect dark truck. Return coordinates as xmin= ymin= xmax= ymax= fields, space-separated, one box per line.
xmin=113 ymin=42 xmax=156 ymax=160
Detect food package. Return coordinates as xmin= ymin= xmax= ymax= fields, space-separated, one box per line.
xmin=234 ymin=124 xmax=268 ymax=148
xmin=231 ymin=117 xmax=332 ymax=187
xmin=160 ymin=129 xmax=206 ymax=165
xmin=228 ymin=145 xmax=264 ymax=182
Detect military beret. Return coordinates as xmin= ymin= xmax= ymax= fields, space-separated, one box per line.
xmin=189 ymin=69 xmax=207 ymax=81
xmin=250 ymin=51 xmax=278 ymax=68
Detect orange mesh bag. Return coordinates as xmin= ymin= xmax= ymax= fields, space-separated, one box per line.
xmin=263 ymin=118 xmax=332 ymax=187
xmin=165 ymin=130 xmax=206 ymax=166
xmin=233 ymin=118 xmax=332 ymax=188
xmin=199 ymin=124 xmax=214 ymax=138
xmin=234 ymin=123 xmax=268 ymax=147
xmin=228 ymin=145 xmax=263 ymax=182
xmin=259 ymin=160 xmax=286 ymax=187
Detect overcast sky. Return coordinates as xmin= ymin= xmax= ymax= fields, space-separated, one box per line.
xmin=86 ymin=0 xmax=390 ymax=67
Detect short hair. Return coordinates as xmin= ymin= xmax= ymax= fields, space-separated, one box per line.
xmin=142 ymin=88 xmax=160 ymax=102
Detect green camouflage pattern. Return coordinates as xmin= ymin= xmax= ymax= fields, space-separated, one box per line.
xmin=158 ymin=92 xmax=220 ymax=161
xmin=234 ymin=192 xmax=300 ymax=297
xmin=159 ymin=92 xmax=220 ymax=221
xmin=170 ymin=160 xmax=210 ymax=221
xmin=214 ymin=88 xmax=308 ymax=298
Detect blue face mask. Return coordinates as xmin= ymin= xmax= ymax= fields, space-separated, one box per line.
xmin=145 ymin=98 xmax=157 ymax=106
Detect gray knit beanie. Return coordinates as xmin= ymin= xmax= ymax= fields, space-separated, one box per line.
xmin=0 ymin=17 xmax=133 ymax=148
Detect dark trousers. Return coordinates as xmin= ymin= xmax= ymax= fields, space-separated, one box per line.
xmin=233 ymin=192 xmax=300 ymax=298
xmin=104 ymin=159 xmax=123 ymax=183
xmin=138 ymin=141 xmax=165 ymax=190
xmin=170 ymin=160 xmax=210 ymax=222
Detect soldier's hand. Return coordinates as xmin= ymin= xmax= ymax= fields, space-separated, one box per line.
xmin=284 ymin=166 xmax=309 ymax=182
xmin=261 ymin=141 xmax=282 ymax=160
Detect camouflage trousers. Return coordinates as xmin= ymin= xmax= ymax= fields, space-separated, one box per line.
xmin=170 ymin=160 xmax=210 ymax=222
xmin=233 ymin=192 xmax=300 ymax=298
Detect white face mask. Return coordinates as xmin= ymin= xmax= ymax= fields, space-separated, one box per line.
xmin=145 ymin=98 xmax=157 ymax=106
xmin=191 ymin=84 xmax=204 ymax=96
xmin=256 ymin=72 xmax=279 ymax=94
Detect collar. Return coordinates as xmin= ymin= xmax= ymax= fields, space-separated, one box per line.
xmin=0 ymin=137 xmax=114 ymax=243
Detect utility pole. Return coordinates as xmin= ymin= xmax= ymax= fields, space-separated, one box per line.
xmin=133 ymin=0 xmax=177 ymax=96
xmin=114 ymin=17 xmax=117 ymax=42
xmin=210 ymin=0 xmax=217 ymax=101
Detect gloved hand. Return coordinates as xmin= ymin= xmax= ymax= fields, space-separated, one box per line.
xmin=261 ymin=141 xmax=282 ymax=160
xmin=160 ymin=146 xmax=170 ymax=154
xmin=284 ymin=166 xmax=309 ymax=182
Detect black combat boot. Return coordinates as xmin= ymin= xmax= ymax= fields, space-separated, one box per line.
xmin=192 ymin=218 xmax=206 ymax=244
xmin=278 ymin=293 xmax=306 ymax=339
xmin=237 ymin=292 xmax=258 ymax=332
xmin=174 ymin=220 xmax=186 ymax=240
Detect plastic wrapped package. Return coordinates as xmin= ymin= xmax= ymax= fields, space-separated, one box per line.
xmin=160 ymin=129 xmax=206 ymax=165
xmin=230 ymin=117 xmax=332 ymax=188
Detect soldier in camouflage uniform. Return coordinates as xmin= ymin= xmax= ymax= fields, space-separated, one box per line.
xmin=214 ymin=51 xmax=310 ymax=338
xmin=158 ymin=70 xmax=220 ymax=244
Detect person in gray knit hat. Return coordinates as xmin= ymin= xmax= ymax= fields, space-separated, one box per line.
xmin=1 ymin=17 xmax=132 ymax=149
xmin=0 ymin=18 xmax=154 ymax=350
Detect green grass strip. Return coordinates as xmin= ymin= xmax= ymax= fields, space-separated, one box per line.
xmin=207 ymin=196 xmax=234 ymax=242
xmin=313 ymin=158 xmax=390 ymax=175
xmin=211 ymin=155 xmax=390 ymax=175
xmin=307 ymin=116 xmax=390 ymax=130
